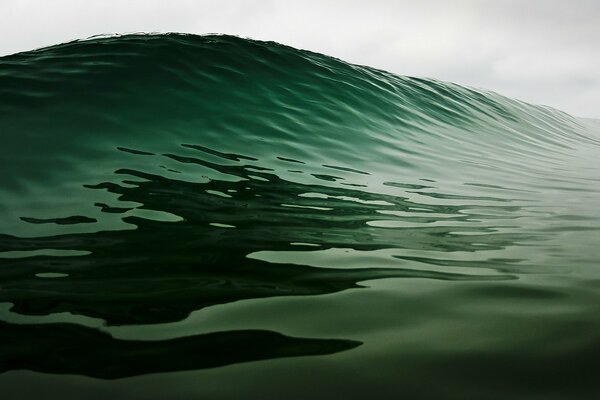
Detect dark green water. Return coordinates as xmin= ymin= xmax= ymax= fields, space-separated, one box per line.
xmin=1 ymin=33 xmax=599 ymax=399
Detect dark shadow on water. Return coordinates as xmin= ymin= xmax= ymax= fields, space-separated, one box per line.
xmin=0 ymin=321 xmax=360 ymax=379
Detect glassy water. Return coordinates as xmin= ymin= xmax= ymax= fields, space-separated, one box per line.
xmin=1 ymin=34 xmax=599 ymax=399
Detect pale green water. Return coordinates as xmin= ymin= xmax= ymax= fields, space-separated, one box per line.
xmin=0 ymin=33 xmax=599 ymax=399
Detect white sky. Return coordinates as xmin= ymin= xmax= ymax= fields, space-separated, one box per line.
xmin=1 ymin=0 xmax=598 ymax=117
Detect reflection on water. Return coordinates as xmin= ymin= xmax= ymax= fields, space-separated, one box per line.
xmin=0 ymin=143 xmax=525 ymax=377
xmin=0 ymin=144 xmax=519 ymax=327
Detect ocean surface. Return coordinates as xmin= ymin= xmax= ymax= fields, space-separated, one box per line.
xmin=1 ymin=33 xmax=599 ymax=399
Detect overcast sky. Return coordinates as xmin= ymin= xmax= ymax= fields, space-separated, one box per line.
xmin=1 ymin=0 xmax=598 ymax=117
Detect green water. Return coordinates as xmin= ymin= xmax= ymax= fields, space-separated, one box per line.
xmin=1 ymin=34 xmax=599 ymax=399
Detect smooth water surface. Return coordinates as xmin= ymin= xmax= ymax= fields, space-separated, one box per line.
xmin=1 ymin=34 xmax=599 ymax=399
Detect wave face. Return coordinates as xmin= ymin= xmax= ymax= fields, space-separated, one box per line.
xmin=1 ymin=34 xmax=600 ymax=398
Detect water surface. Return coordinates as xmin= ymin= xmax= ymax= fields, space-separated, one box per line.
xmin=1 ymin=34 xmax=599 ymax=399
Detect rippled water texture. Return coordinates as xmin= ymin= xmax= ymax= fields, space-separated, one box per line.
xmin=1 ymin=34 xmax=600 ymax=399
